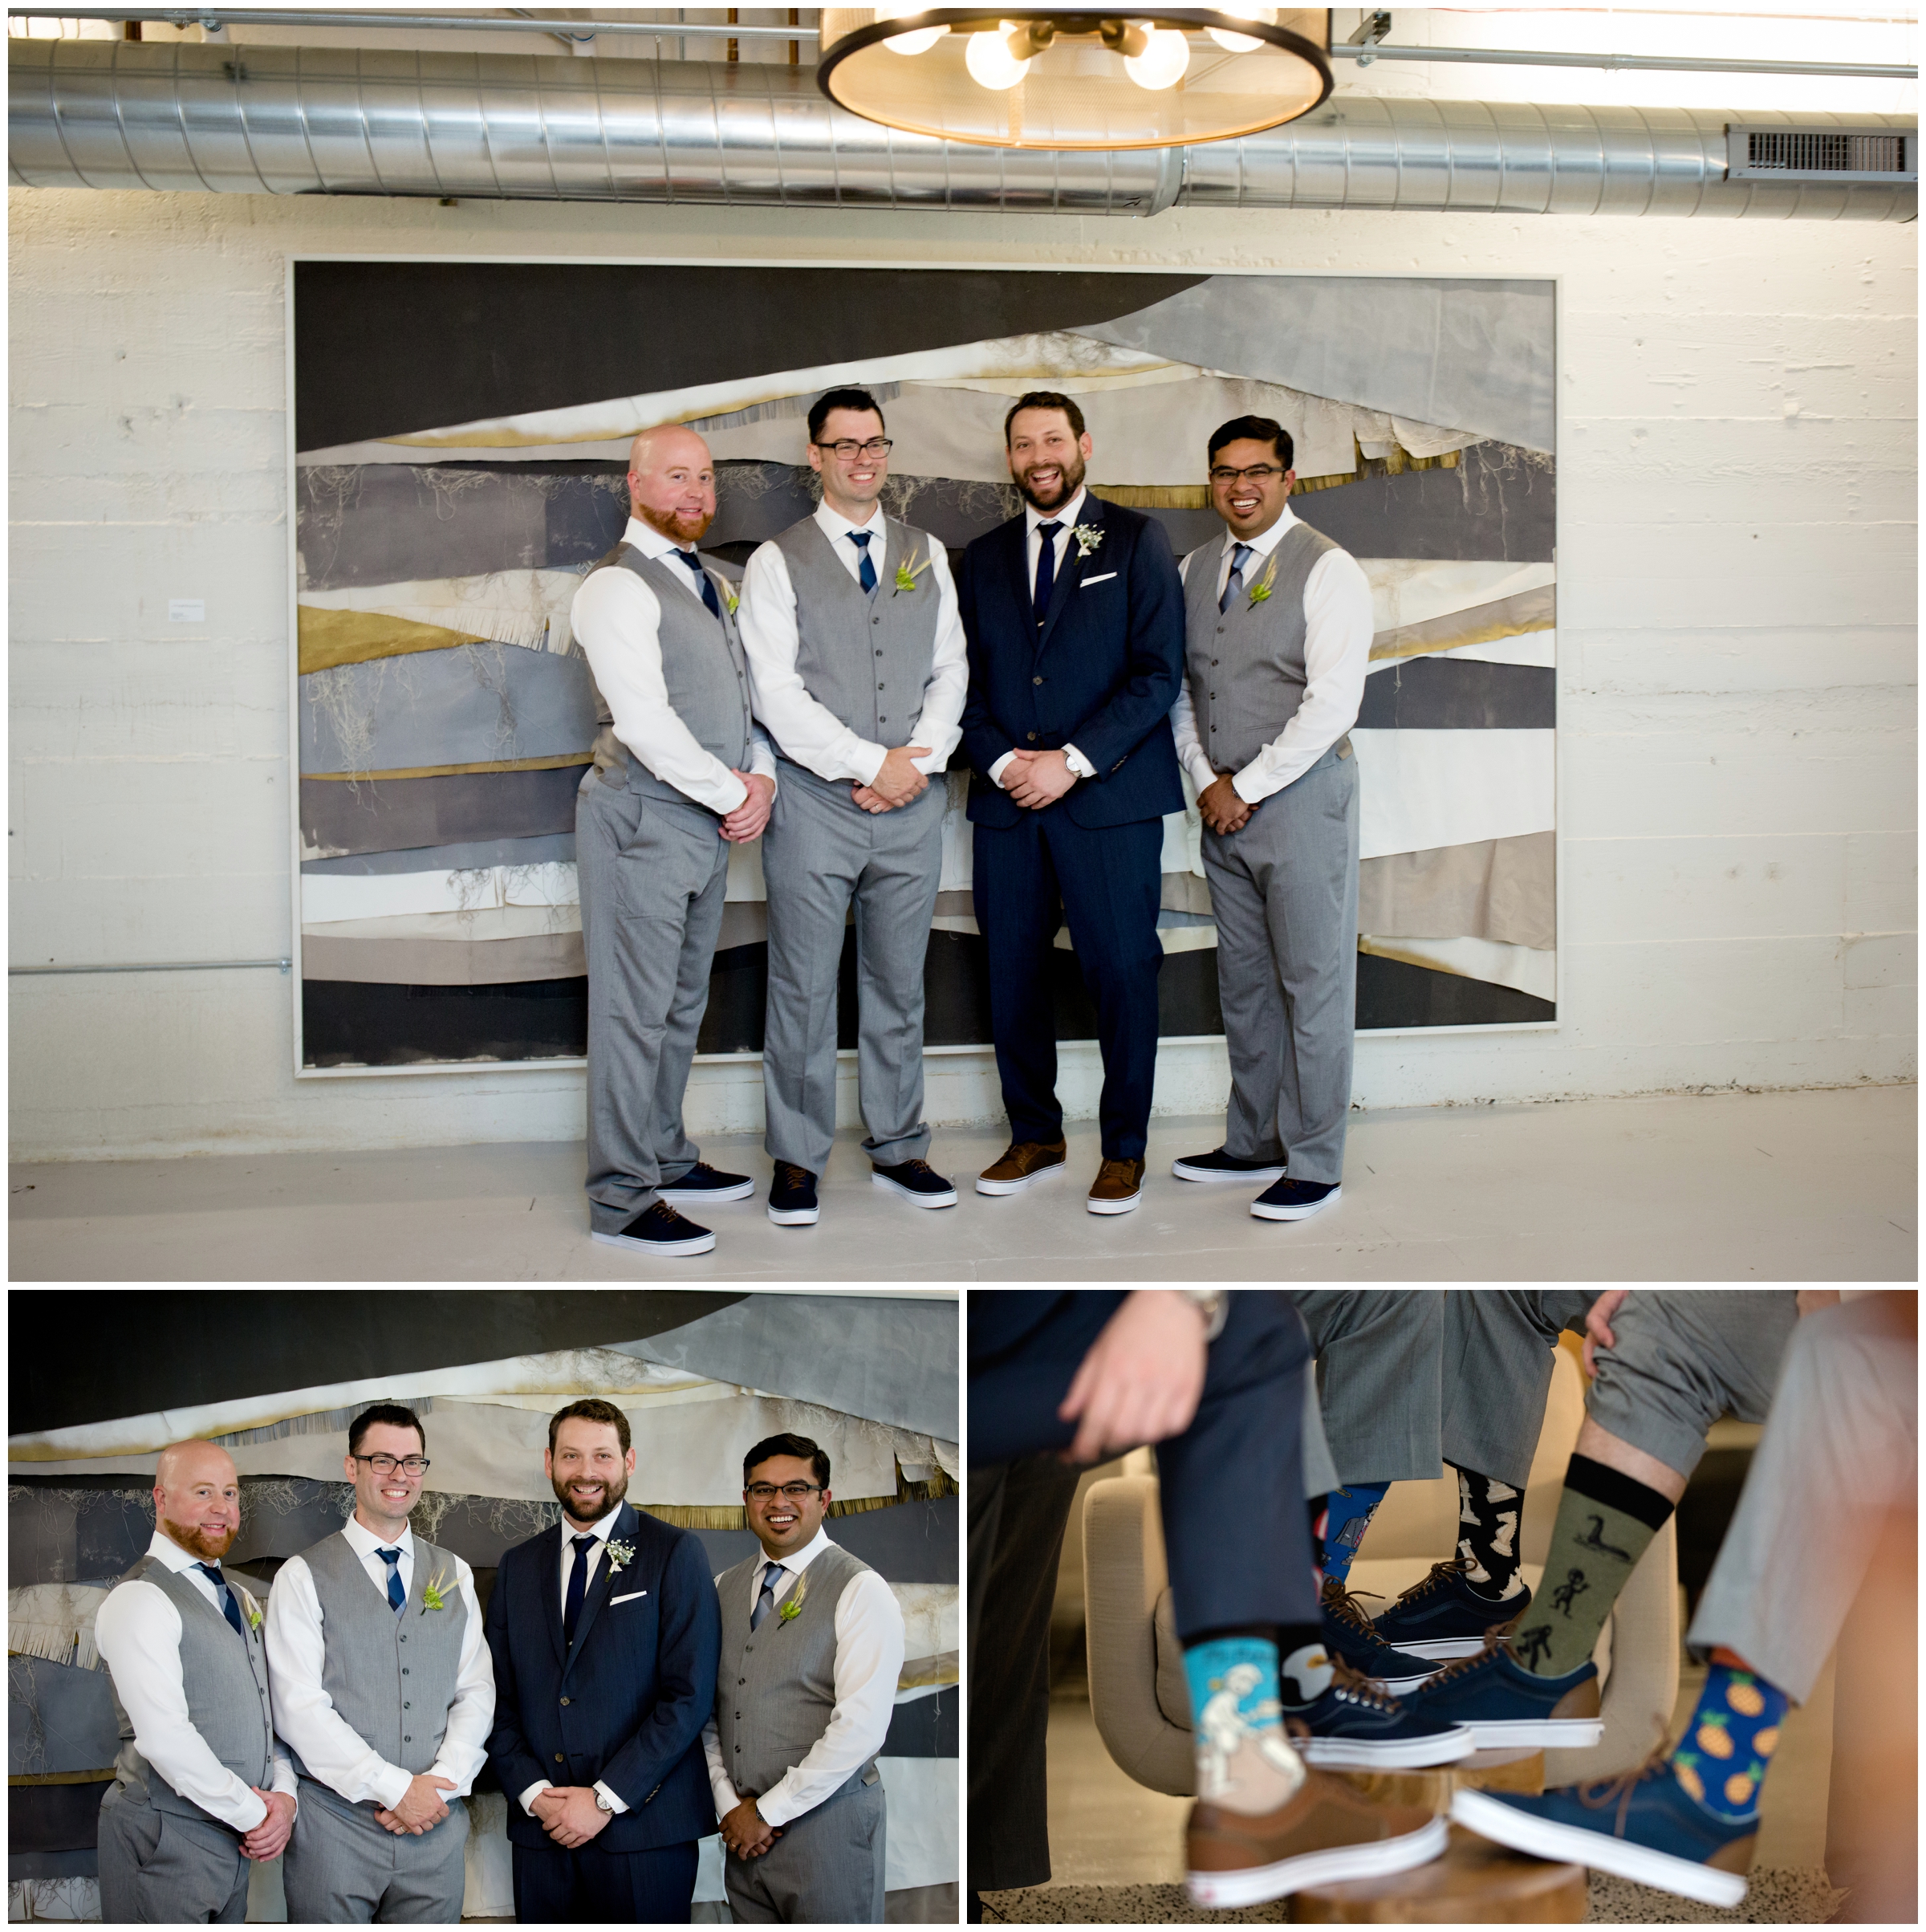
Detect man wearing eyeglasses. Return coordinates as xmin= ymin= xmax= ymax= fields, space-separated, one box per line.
xmin=1169 ymin=416 xmax=1374 ymax=1224
xmin=703 ymin=1433 xmax=906 ymax=1922
xmin=266 ymin=1404 xmax=494 ymax=1923
xmin=737 ymin=387 xmax=969 ymax=1230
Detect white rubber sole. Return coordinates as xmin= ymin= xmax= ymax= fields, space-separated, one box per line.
xmin=1301 ymin=1723 xmax=1475 ymax=1769
xmin=1172 ymin=1157 xmax=1286 ymax=1184
xmin=872 ymin=1171 xmax=959 ymax=1208
xmin=591 ymin=1227 xmax=716 ymax=1257
xmin=1451 ymin=1788 xmax=1749 ymax=1909
xmin=1187 ymin=1811 xmax=1447 ymax=1910
xmin=1375 ymin=1667 xmax=1444 ymax=1694
xmin=658 ymin=1178 xmax=754 ymax=1205
xmin=976 ymin=1162 xmax=1065 ymax=1196
xmin=1457 ymin=1715 xmax=1604 ymax=1749
xmin=1087 ymin=1189 xmax=1141 ymax=1215
xmin=1250 ymin=1184 xmax=1342 ymax=1221
xmin=766 ymin=1204 xmax=820 ymax=1226
xmin=1385 ymin=1634 xmax=1497 ymax=1661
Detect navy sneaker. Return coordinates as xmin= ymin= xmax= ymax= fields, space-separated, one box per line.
xmin=1404 ymin=1633 xmax=1603 ymax=1749
xmin=1172 ymin=1146 xmax=1286 ymax=1184
xmin=1371 ymin=1557 xmax=1533 ymax=1660
xmin=591 ymin=1201 xmax=715 ymax=1257
xmin=1289 ymin=1658 xmax=1474 ymax=1769
xmin=1251 ymin=1178 xmax=1340 ymax=1221
xmin=1453 ymin=1754 xmax=1756 ymax=1908
xmin=872 ymin=1158 xmax=959 ymax=1208
xmin=658 ymin=1161 xmax=754 ymax=1206
xmin=1319 ymin=1579 xmax=1441 ymax=1694
xmin=767 ymin=1162 xmax=820 ymax=1226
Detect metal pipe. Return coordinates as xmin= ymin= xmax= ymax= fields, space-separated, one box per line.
xmin=1331 ymin=43 xmax=1916 ymax=82
xmin=10 ymin=958 xmax=293 ymax=974
xmin=6 ymin=7 xmax=824 ymax=39
xmin=8 ymin=40 xmax=1914 ymax=218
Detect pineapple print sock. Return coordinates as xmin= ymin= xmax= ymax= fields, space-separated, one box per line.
xmin=1514 ymin=1453 xmax=1674 ymax=1677
xmin=1451 ymin=1464 xmax=1525 ymax=1601
xmin=1670 ymin=1654 xmax=1790 ymax=1823
xmin=1320 ymin=1480 xmax=1390 ymax=1584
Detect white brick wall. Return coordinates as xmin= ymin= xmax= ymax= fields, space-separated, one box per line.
xmin=8 ymin=187 xmax=1916 ymax=1160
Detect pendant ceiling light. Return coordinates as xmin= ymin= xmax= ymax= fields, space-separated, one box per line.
xmin=817 ymin=8 xmax=1335 ymax=151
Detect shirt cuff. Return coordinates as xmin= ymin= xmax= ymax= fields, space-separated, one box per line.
xmin=372 ymin=1763 xmax=412 ymax=1812
xmin=754 ymin=1783 xmax=798 ymax=1829
xmin=1231 ymin=763 xmax=1279 ymax=806
xmin=852 ymin=741 xmax=888 ymax=787
xmin=1063 ymin=744 xmax=1095 ymax=779
xmin=1182 ymin=749 xmax=1218 ymax=798
xmin=747 ymin=742 xmax=778 ymax=785
xmin=519 ymin=1780 xmax=552 ymax=1818
xmin=270 ymin=1759 xmax=299 ymax=1802
xmin=594 ymin=1780 xmax=630 ymax=1816
xmin=987 ymin=751 xmax=1017 ymax=788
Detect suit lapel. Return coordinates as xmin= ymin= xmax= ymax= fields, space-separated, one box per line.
xmin=563 ymin=1502 xmax=635 ymax=1673
xmin=539 ymin=1523 xmax=567 ymax=1673
xmin=1037 ymin=494 xmax=1103 ymax=655
xmin=1004 ymin=514 xmax=1034 ymax=632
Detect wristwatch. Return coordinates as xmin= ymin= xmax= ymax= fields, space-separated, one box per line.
xmin=594 ymin=1788 xmax=616 ymax=1813
xmin=1180 ymin=1290 xmax=1229 ymax=1342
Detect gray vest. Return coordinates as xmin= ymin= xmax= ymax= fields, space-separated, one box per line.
xmin=104 ymin=1556 xmax=274 ymax=1826
xmin=1183 ymin=521 xmax=1342 ymax=773
xmin=585 ymin=542 xmax=754 ymax=807
xmin=286 ymin=1531 xmax=469 ymax=1788
xmin=770 ymin=515 xmax=941 ymax=754
xmin=714 ymin=1541 xmax=880 ymax=1804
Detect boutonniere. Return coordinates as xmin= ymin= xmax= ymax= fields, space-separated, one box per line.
xmin=893 ymin=545 xmax=935 ymax=596
xmin=240 ymin=1591 xmax=264 ymax=1634
xmin=1071 ymin=523 xmax=1104 ymax=560
xmin=1247 ymin=554 xmax=1279 ymax=609
xmin=722 ymin=583 xmax=739 ymax=617
xmin=603 ymin=1539 xmax=636 ymax=1579
xmin=420 ymin=1566 xmax=453 ymax=1613
xmin=777 ymin=1569 xmax=810 ymax=1625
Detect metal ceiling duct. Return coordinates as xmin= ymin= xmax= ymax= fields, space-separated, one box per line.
xmin=8 ymin=39 xmax=1916 ymax=220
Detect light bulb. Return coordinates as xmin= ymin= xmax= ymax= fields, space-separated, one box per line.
xmin=1207 ymin=5 xmax=1274 ymax=54
xmin=965 ymin=26 xmax=1030 ymax=90
xmin=1124 ymin=26 xmax=1189 ymax=90
xmin=876 ymin=3 xmax=946 ymax=57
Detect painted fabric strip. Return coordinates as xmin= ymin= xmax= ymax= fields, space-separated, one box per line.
xmin=302 ymin=905 xmax=582 ymax=945
xmin=303 ymin=754 xmax=593 ymax=783
xmin=301 ymin=862 xmax=578 ymax=925
xmin=1359 ymin=559 xmax=1556 ymax=635
xmin=1358 ymin=832 xmax=1556 ymax=950
xmin=302 ymin=832 xmax=576 ymax=877
xmin=300 ymin=641 xmax=598 ymax=777
xmin=1370 ymin=587 xmax=1556 ymax=665
xmin=303 ymin=977 xmax=587 ymax=1068
xmin=301 ymin=763 xmax=586 ymax=860
xmin=1357 ymin=950 xmax=1554 ymax=1029
xmin=300 ymin=931 xmax=586 ymax=986
xmin=1368 ymin=630 xmax=1557 ymax=674
xmin=1074 ymin=275 xmax=1556 ymax=453
xmin=7 ymin=1660 xmax=120 ymax=1778
xmin=1351 ymin=729 xmax=1555 ymax=860
xmin=1354 ymin=657 xmax=1555 ymax=730
xmin=1360 ymin=933 xmax=1556 ymax=1002
xmin=297 ymin=568 xmax=591 ymax=672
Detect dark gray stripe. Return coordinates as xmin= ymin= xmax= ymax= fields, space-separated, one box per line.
xmin=882 ymin=1688 xmax=958 ymax=1759
xmin=302 ymin=763 xmax=586 ymax=858
xmin=1355 ymin=658 xmax=1555 ymax=730
xmin=688 ymin=1496 xmax=957 ymax=1586
xmin=1356 ymin=950 xmax=1555 ymax=1028
xmin=7 ymin=1658 xmax=120 ymax=1779
xmin=9 ymin=1849 xmax=100 ymax=1881
xmin=302 ymin=832 xmax=576 ymax=876
xmin=1294 ymin=441 xmax=1554 ymax=563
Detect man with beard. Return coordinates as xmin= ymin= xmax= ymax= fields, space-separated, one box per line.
xmin=703 ymin=1433 xmax=904 ymax=1922
xmin=739 ymin=388 xmax=969 ymax=1227
xmin=94 ymin=1440 xmax=297 ymax=1922
xmin=266 ymin=1404 xmax=494 ymax=1924
xmin=957 ymin=391 xmax=1187 ymax=1214
xmin=570 ymin=422 xmax=779 ymax=1259
xmin=484 ymin=1399 xmax=721 ymax=1923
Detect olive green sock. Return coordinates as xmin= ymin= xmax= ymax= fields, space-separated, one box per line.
xmin=1514 ymin=1453 xmax=1674 ymax=1678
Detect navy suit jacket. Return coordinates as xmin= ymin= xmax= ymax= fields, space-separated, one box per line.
xmin=484 ymin=1501 xmax=721 ymax=1854
xmin=957 ymin=493 xmax=1187 ymax=830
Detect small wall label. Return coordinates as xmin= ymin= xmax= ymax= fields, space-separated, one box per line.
xmin=169 ymin=599 xmax=206 ymax=623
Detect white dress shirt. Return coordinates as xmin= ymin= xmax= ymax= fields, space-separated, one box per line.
xmin=1172 ymin=503 xmax=1375 ymax=803
xmin=737 ymin=499 xmax=969 ymax=787
xmin=91 ymin=1531 xmax=297 ymax=1833
xmin=701 ymin=1528 xmax=905 ymax=1830
xmin=515 ymin=1503 xmax=631 ymax=1820
xmin=571 ymin=515 xmax=778 ymax=816
xmin=986 ymin=486 xmax=1097 ymax=790
xmin=265 ymin=1515 xmax=494 ymax=1812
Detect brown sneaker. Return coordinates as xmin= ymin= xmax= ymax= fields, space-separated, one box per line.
xmin=1187 ymin=1765 xmax=1446 ymax=1910
xmin=975 ymin=1139 xmax=1067 ymax=1196
xmin=1087 ymin=1157 xmax=1146 ymax=1215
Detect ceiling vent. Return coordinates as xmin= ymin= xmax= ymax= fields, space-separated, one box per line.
xmin=1728 ymin=125 xmax=1915 ymax=182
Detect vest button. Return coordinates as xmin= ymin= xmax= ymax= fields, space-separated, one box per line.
xmin=402 ymin=1669 xmax=408 ymax=1676
xmin=872 ymin=616 xmax=880 ymax=626
xmin=738 ymin=1678 xmax=746 ymax=1686
xmin=880 ymin=716 xmax=888 ymax=723
xmin=878 ymin=682 xmax=885 ymax=690
xmin=404 ymin=1702 xmax=411 ymax=1709
xmin=875 ymin=649 xmax=883 ymax=657
xmin=404 ymin=1735 xmax=412 ymax=1743
xmin=1209 ymin=691 xmax=1216 ymax=699
xmin=1033 ymin=676 xmax=1042 ymax=685
xmin=1211 ymin=658 xmax=1219 ymax=666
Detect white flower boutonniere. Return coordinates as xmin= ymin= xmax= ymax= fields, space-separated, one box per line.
xmin=603 ymin=1539 xmax=636 ymax=1579
xmin=1071 ymin=523 xmax=1104 ymax=560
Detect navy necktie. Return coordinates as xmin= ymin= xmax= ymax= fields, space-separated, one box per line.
xmin=1220 ymin=541 xmax=1254 ymax=615
xmin=673 ymin=546 xmax=722 ymax=620
xmin=376 ymin=1547 xmax=405 ymax=1617
xmin=848 ymin=530 xmax=878 ymax=595
xmin=193 ymin=1564 xmax=247 ymax=1640
xmin=750 ymin=1560 xmax=784 ymax=1633
xmin=563 ymin=1534 xmax=596 ymax=1645
xmin=1032 ymin=521 xmax=1063 ymax=627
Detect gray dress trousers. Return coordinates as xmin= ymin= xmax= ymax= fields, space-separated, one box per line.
xmin=722 ymin=1777 xmax=888 ymax=1923
xmin=96 ymin=1797 xmax=251 ymax=1924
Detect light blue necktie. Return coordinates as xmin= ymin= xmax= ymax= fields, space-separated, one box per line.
xmin=848 ymin=531 xmax=878 ymax=595
xmin=376 ymin=1547 xmax=405 ymax=1617
xmin=1220 ymin=542 xmax=1254 ymax=615
xmin=750 ymin=1560 xmax=784 ymax=1633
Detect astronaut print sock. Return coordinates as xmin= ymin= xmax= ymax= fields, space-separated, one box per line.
xmin=1670 ymin=1653 xmax=1790 ymax=1823
xmin=1182 ymin=1635 xmax=1306 ymax=1816
xmin=1452 ymin=1464 xmax=1526 ymax=1601
xmin=1319 ymin=1481 xmax=1391 ymax=1585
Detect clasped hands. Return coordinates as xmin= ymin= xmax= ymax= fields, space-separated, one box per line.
xmin=718 ymin=1796 xmax=781 ymax=1861
xmin=1003 ymin=747 xmax=1078 ymax=810
xmin=851 ymin=744 xmax=932 ymax=815
xmin=242 ymin=1787 xmax=297 ymax=1861
xmin=1197 ymin=772 xmax=1254 ymax=836
xmin=529 ymin=1784 xmax=615 ymax=1849
xmin=720 ymin=771 xmax=775 ymax=844
xmin=372 ymin=1771 xmax=457 ymax=1838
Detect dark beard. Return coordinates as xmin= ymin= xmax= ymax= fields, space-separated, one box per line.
xmin=636 ymin=502 xmax=713 ymax=546
xmin=160 ymin=1515 xmax=236 ymax=1561
xmin=1014 ymin=451 xmax=1087 ymax=514
xmin=553 ymin=1470 xmax=628 ymax=1527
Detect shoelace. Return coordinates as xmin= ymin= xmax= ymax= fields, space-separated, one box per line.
xmin=1390 ymin=1556 xmax=1473 ymax=1605
xmin=1414 ymin=1618 xmax=1522 ymax=1690
xmin=776 ymin=1162 xmax=811 ymax=1189
xmin=1098 ymin=1159 xmax=1138 ymax=1182
xmin=1327 ymin=1657 xmax=1403 ymax=1714
xmin=1321 ymin=1578 xmax=1389 ymax=1638
xmin=902 ymin=1160 xmax=937 ymax=1178
xmin=1576 ymin=1727 xmax=1677 ymax=1839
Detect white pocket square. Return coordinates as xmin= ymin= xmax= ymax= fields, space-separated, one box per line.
xmin=610 ymin=1590 xmax=648 ymax=1605
xmin=1080 ymin=571 xmax=1118 ymax=588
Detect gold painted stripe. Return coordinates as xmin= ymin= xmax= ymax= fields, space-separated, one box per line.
xmin=1359 ymin=937 xmax=1482 ymax=979
xmin=305 ymin=755 xmax=594 ymax=783
xmin=1370 ymin=584 xmax=1556 ymax=664
xmin=8 ymin=1769 xmax=116 ymax=1786
xmin=297 ymin=608 xmax=483 ymax=676
xmin=899 ymin=1652 xmax=960 ymax=1690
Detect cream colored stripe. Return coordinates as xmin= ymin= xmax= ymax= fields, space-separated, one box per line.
xmin=1360 ymin=933 xmax=1556 ymax=1002
xmin=305 ymin=755 xmax=592 ymax=783
xmin=1370 ymin=584 xmax=1556 ymax=664
xmin=1358 ymin=832 xmax=1555 ymax=950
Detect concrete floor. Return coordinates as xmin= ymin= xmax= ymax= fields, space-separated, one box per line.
xmin=9 ymin=1084 xmax=1914 ymax=1283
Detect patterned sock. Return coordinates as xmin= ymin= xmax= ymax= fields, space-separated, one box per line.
xmin=1451 ymin=1464 xmax=1526 ymax=1601
xmin=1182 ymin=1636 xmax=1305 ymax=1816
xmin=1306 ymin=1495 xmax=1327 ymax=1590
xmin=1514 ymin=1453 xmax=1674 ymax=1677
xmin=1321 ymin=1480 xmax=1390 ymax=1584
xmin=1277 ymin=1623 xmax=1335 ymax=1710
xmin=1670 ymin=1655 xmax=1790 ymax=1823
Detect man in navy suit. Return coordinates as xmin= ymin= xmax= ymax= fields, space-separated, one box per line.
xmin=484 ymin=1399 xmax=721 ymax=1923
xmin=958 ymin=390 xmax=1188 ymax=1215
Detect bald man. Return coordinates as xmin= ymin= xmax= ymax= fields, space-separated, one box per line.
xmin=571 ymin=425 xmax=780 ymax=1259
xmin=93 ymin=1442 xmax=296 ymax=1923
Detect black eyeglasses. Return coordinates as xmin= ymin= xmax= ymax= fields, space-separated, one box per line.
xmin=813 ymin=437 xmax=893 ymax=459
xmin=352 ymin=1454 xmax=430 ymax=1476
xmin=745 ymin=1482 xmax=825 ymax=1501
xmin=1209 ymin=464 xmax=1286 ymax=485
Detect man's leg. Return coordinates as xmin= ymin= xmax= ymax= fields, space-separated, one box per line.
xmin=578 ymin=1839 xmax=701 ymax=1923
xmin=96 ymin=1795 xmax=249 ymax=1924
xmin=648 ymin=811 xmax=732 ymax=1186
xmin=728 ymin=1782 xmax=887 ymax=1924
xmin=372 ymin=1796 xmax=469 ymax=1922
xmin=1440 ymin=1291 xmax=1595 ymax=1490
xmin=1294 ymin=1290 xmax=1444 ymax=1495
xmin=1201 ymin=828 xmax=1287 ymax=1164
xmin=281 ymin=1783 xmax=395 ymax=1924
xmin=510 ymin=1841 xmax=584 ymax=1925
xmin=973 ymin=816 xmax=1065 ymax=1148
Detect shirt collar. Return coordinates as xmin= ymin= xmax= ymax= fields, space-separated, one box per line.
xmin=147 ymin=1529 xmax=214 ymax=1576
xmin=759 ymin=1527 xmax=834 ymax=1577
xmin=565 ymin=1503 xmax=625 ymax=1545
xmin=624 ymin=513 xmax=698 ymax=564
xmin=1225 ymin=501 xmax=1298 ymax=561
xmin=342 ymin=1512 xmax=415 ymax=1560
xmin=815 ymin=499 xmax=885 ymax=542
xmin=1026 ymin=486 xmax=1087 ymax=536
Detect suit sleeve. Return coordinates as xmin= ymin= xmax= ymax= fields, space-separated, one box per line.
xmin=598 ymin=1531 xmax=722 ymax=1810
xmin=482 ymin=1552 xmax=546 ymax=1809
xmin=1060 ymin=516 xmax=1185 ymax=779
xmin=955 ymin=544 xmax=1010 ymax=780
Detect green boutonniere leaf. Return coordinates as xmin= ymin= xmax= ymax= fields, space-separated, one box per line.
xmin=1247 ymin=555 xmax=1280 ymax=609
xmin=421 ymin=1566 xmax=453 ymax=1613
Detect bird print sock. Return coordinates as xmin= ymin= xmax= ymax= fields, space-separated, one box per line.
xmin=1319 ymin=1481 xmax=1391 ymax=1585
xmin=1670 ymin=1652 xmax=1790 ymax=1823
xmin=1514 ymin=1453 xmax=1675 ymax=1677
xmin=1182 ymin=1635 xmax=1306 ymax=1816
xmin=1451 ymin=1464 xmax=1526 ymax=1601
